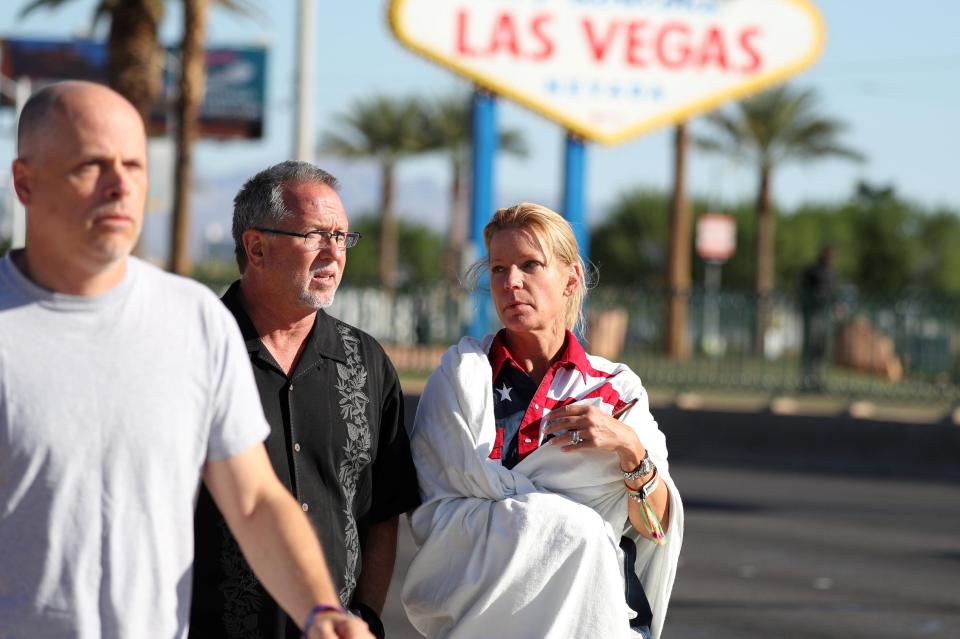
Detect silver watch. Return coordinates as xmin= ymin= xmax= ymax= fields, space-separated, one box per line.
xmin=622 ymin=450 xmax=654 ymax=481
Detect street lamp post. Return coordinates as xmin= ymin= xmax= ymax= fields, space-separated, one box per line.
xmin=294 ymin=0 xmax=315 ymax=163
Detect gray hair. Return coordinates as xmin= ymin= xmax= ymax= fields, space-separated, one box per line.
xmin=232 ymin=161 xmax=340 ymax=271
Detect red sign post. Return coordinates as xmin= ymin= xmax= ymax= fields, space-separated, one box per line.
xmin=696 ymin=212 xmax=737 ymax=355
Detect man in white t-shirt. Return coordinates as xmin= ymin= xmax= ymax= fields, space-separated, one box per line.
xmin=0 ymin=81 xmax=371 ymax=639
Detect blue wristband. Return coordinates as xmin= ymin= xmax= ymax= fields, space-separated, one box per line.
xmin=302 ymin=603 xmax=347 ymax=637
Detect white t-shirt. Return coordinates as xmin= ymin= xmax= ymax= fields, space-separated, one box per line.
xmin=0 ymin=254 xmax=270 ymax=639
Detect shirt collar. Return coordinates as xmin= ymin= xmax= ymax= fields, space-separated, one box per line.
xmin=221 ymin=280 xmax=348 ymax=365
xmin=488 ymin=329 xmax=590 ymax=382
xmin=487 ymin=330 xmax=515 ymax=380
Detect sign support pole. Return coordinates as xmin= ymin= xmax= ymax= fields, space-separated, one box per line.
xmin=468 ymin=88 xmax=497 ymax=339
xmin=562 ymin=132 xmax=588 ymax=262
xmin=702 ymin=259 xmax=724 ymax=355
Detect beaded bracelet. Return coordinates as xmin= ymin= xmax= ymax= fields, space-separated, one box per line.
xmin=625 ymin=468 xmax=660 ymax=501
xmin=624 ymin=469 xmax=666 ymax=544
xmin=302 ymin=603 xmax=348 ymax=638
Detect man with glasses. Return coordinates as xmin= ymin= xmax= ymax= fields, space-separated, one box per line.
xmin=1 ymin=82 xmax=369 ymax=638
xmin=190 ymin=161 xmax=420 ymax=639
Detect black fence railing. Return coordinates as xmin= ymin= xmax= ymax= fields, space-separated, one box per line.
xmin=326 ymin=285 xmax=960 ymax=404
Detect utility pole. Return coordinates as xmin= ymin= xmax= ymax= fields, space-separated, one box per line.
xmin=294 ymin=0 xmax=314 ymax=162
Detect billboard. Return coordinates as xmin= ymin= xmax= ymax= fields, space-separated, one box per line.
xmin=0 ymin=37 xmax=266 ymax=140
xmin=152 ymin=45 xmax=266 ymax=139
xmin=390 ymin=0 xmax=825 ymax=144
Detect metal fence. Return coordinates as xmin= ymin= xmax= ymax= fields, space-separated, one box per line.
xmin=327 ymin=285 xmax=960 ymax=404
xmin=590 ymin=287 xmax=960 ymax=403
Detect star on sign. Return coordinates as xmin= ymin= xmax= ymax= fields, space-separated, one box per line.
xmin=495 ymin=383 xmax=513 ymax=402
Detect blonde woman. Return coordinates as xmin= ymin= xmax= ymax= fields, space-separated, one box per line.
xmin=402 ymin=203 xmax=683 ymax=638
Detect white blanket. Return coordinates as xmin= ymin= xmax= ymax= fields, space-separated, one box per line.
xmin=402 ymin=336 xmax=683 ymax=639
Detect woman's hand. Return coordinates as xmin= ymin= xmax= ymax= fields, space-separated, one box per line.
xmin=545 ymin=402 xmax=672 ymax=539
xmin=543 ymin=403 xmax=645 ymax=471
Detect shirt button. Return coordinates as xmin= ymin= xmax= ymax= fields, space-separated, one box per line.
xmin=301 ymin=502 xmax=309 ymax=512
xmin=294 ymin=443 xmax=301 ymax=452
xmin=534 ymin=403 xmax=540 ymax=410
xmin=289 ymin=384 xmax=294 ymax=391
xmin=524 ymin=437 xmax=532 ymax=444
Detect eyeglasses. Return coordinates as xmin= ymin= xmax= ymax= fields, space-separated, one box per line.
xmin=253 ymin=227 xmax=362 ymax=251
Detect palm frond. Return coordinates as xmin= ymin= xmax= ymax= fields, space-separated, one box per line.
xmin=498 ymin=129 xmax=528 ymax=157
xmin=320 ymin=95 xmax=433 ymax=163
xmin=320 ymin=131 xmax=369 ymax=159
xmin=702 ymin=84 xmax=862 ymax=170
xmin=18 ymin=0 xmax=74 ymax=18
xmin=214 ymin=0 xmax=270 ymax=21
xmin=695 ymin=111 xmax=750 ymax=162
xmin=420 ymin=93 xmax=528 ymax=158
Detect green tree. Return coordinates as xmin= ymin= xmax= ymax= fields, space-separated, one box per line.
xmin=919 ymin=210 xmax=960 ymax=297
xmin=775 ymin=202 xmax=854 ymax=292
xmin=590 ymin=189 xmax=671 ymax=289
xmin=343 ymin=216 xmax=444 ymax=288
xmin=593 ymin=190 xmax=761 ymax=292
xmin=697 ymin=85 xmax=863 ymax=350
xmin=322 ymin=96 xmax=433 ymax=293
xmin=596 ymin=181 xmax=960 ymax=307
xmin=422 ymin=93 xmax=528 ymax=283
xmin=842 ymin=183 xmax=924 ymax=295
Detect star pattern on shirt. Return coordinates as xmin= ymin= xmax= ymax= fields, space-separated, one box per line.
xmin=495 ymin=383 xmax=513 ymax=402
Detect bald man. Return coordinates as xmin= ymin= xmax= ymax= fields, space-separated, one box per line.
xmin=0 ymin=81 xmax=371 ymax=639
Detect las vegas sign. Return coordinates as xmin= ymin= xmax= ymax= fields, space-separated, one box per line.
xmin=389 ymin=0 xmax=826 ymax=144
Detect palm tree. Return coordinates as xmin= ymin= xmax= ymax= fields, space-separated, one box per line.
xmin=168 ymin=0 xmax=251 ymax=275
xmin=21 ymin=0 xmax=251 ymax=274
xmin=697 ymin=85 xmax=863 ymax=352
xmin=665 ymin=122 xmax=691 ymax=360
xmin=321 ymin=96 xmax=434 ymax=293
xmin=168 ymin=0 xmax=208 ymax=275
xmin=424 ymin=94 xmax=527 ymax=284
xmin=20 ymin=0 xmax=166 ymax=123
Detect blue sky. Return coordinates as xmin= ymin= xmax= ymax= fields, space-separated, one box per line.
xmin=2 ymin=0 xmax=958 ymax=254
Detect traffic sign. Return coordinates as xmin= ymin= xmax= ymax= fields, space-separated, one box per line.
xmin=696 ymin=212 xmax=736 ymax=262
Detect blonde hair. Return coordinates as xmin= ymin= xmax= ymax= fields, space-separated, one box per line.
xmin=473 ymin=202 xmax=589 ymax=332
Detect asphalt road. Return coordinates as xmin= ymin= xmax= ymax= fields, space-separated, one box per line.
xmin=378 ymin=463 xmax=960 ymax=639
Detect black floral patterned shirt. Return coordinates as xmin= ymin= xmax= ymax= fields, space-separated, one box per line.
xmin=190 ymin=282 xmax=420 ymax=639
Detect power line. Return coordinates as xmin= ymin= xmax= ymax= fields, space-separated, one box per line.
xmin=817 ymin=56 xmax=960 ymax=75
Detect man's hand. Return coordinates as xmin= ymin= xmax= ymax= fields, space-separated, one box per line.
xmin=306 ymin=611 xmax=374 ymax=638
